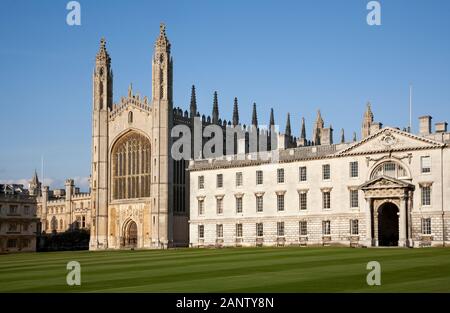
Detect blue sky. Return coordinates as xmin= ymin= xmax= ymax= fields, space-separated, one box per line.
xmin=1 ymin=0 xmax=449 ymax=190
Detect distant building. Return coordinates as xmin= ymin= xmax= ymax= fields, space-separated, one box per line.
xmin=31 ymin=173 xmax=91 ymax=234
xmin=0 ymin=183 xmax=38 ymax=252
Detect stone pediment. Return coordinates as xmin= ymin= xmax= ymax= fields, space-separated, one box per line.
xmin=337 ymin=127 xmax=444 ymax=156
xmin=359 ymin=176 xmax=414 ymax=191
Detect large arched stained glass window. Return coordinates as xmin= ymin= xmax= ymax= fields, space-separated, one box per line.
xmin=112 ymin=132 xmax=151 ymax=200
xmin=371 ymin=161 xmax=409 ymax=180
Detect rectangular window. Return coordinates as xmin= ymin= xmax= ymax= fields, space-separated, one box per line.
xmin=216 ymin=198 xmax=223 ymax=214
xmin=7 ymin=239 xmax=17 ymax=248
xmin=9 ymin=205 xmax=18 ymax=215
xmin=236 ymin=197 xmax=243 ymax=213
xmin=322 ymin=220 xmax=331 ymax=235
xmin=236 ymin=223 xmax=243 ymax=237
xmin=421 ymin=156 xmax=431 ymax=174
xmin=256 ymin=195 xmax=264 ymax=212
xmin=350 ymin=190 xmax=359 ymax=208
xmin=350 ymin=161 xmax=359 ymax=178
xmin=322 ymin=191 xmax=331 ymax=210
xmin=216 ymin=224 xmax=223 ymax=238
xmin=198 ymin=199 xmax=204 ymax=215
xmin=75 ymin=216 xmax=81 ymax=229
xmin=421 ymin=186 xmax=431 ymax=206
xmin=236 ymin=172 xmax=243 ymax=187
xmin=24 ymin=206 xmax=30 ymax=215
xmin=198 ymin=176 xmax=205 ymax=189
xmin=421 ymin=218 xmax=431 ymax=235
xmin=22 ymin=239 xmax=30 ymax=248
xmin=299 ymin=166 xmax=307 ymax=182
xmin=277 ymin=222 xmax=285 ymax=237
xmin=277 ymin=194 xmax=285 ymax=211
xmin=322 ymin=164 xmax=331 ymax=180
xmin=256 ymin=170 xmax=263 ymax=185
xmin=277 ymin=168 xmax=285 ymax=183
xmin=299 ymin=192 xmax=307 ymax=210
xmin=198 ymin=225 xmax=204 ymax=239
xmin=8 ymin=223 xmax=18 ymax=232
xmin=299 ymin=221 xmax=308 ymax=236
xmin=350 ymin=219 xmax=359 ymax=235
xmin=216 ymin=174 xmax=223 ymax=188
xmin=256 ymin=223 xmax=264 ymax=237
xmin=384 ymin=162 xmax=396 ymax=177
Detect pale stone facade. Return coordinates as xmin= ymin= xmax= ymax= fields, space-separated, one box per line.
xmin=189 ymin=111 xmax=450 ymax=248
xmin=89 ymin=24 xmax=190 ymax=249
xmin=35 ymin=179 xmax=91 ymax=234
xmin=0 ymin=184 xmax=38 ymax=252
xmin=27 ymin=24 xmax=450 ymax=250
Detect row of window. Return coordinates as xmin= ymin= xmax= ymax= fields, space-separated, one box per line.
xmin=198 ymin=157 xmax=433 ymax=190
xmin=6 ymin=238 xmax=31 ymax=249
xmin=199 ymin=163 xmax=356 ymax=189
xmin=43 ymin=203 xmax=90 ymax=215
xmin=198 ymin=217 xmax=434 ymax=239
xmin=48 ymin=207 xmax=64 ymax=215
xmin=48 ymin=215 xmax=86 ymax=231
xmin=198 ymin=219 xmax=360 ymax=239
xmin=198 ymin=185 xmax=432 ymax=215
xmin=198 ymin=190 xmax=359 ymax=215
xmin=3 ymin=223 xmax=30 ymax=233
xmin=0 ymin=205 xmax=32 ymax=215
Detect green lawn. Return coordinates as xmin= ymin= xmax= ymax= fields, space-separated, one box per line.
xmin=1 ymin=247 xmax=450 ymax=292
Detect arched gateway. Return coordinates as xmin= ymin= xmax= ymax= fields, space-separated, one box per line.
xmin=123 ymin=220 xmax=138 ymax=248
xmin=360 ymin=174 xmax=415 ymax=247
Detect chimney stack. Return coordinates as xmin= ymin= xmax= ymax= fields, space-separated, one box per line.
xmin=370 ymin=122 xmax=383 ymax=134
xmin=435 ymin=122 xmax=448 ymax=133
xmin=321 ymin=127 xmax=333 ymax=145
xmin=419 ymin=116 xmax=432 ymax=136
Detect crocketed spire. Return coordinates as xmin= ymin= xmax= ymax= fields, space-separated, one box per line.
xmin=361 ymin=102 xmax=374 ymax=139
xmin=232 ymin=97 xmax=239 ymax=126
xmin=313 ymin=110 xmax=324 ymax=145
xmin=212 ymin=91 xmax=219 ymax=124
xmin=300 ymin=117 xmax=306 ymax=139
xmin=315 ymin=110 xmax=324 ymax=128
xmin=155 ymin=22 xmax=171 ymax=52
xmin=96 ymin=38 xmax=111 ymax=63
xmin=251 ymin=103 xmax=258 ymax=127
xmin=269 ymin=108 xmax=275 ymax=128
xmin=285 ymin=113 xmax=292 ymax=137
xmin=190 ymin=85 xmax=197 ymax=117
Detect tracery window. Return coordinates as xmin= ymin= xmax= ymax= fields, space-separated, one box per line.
xmin=371 ymin=161 xmax=409 ymax=179
xmin=112 ymin=132 xmax=151 ymax=200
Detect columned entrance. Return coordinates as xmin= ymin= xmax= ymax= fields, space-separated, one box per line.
xmin=378 ymin=202 xmax=399 ymax=246
xmin=360 ymin=176 xmax=415 ymax=247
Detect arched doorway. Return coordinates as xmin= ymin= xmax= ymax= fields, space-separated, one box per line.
xmin=124 ymin=220 xmax=138 ymax=248
xmin=378 ymin=203 xmax=399 ymax=246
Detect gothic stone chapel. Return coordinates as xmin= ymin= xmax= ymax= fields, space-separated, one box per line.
xmin=90 ymin=24 xmax=190 ymax=249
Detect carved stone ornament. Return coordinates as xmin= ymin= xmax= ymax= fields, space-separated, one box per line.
xmin=380 ymin=132 xmax=397 ymax=147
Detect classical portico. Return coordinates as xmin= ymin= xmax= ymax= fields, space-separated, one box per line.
xmin=360 ymin=176 xmax=415 ymax=247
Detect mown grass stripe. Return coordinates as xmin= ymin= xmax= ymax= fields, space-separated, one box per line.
xmin=1 ymin=248 xmax=449 ymax=292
